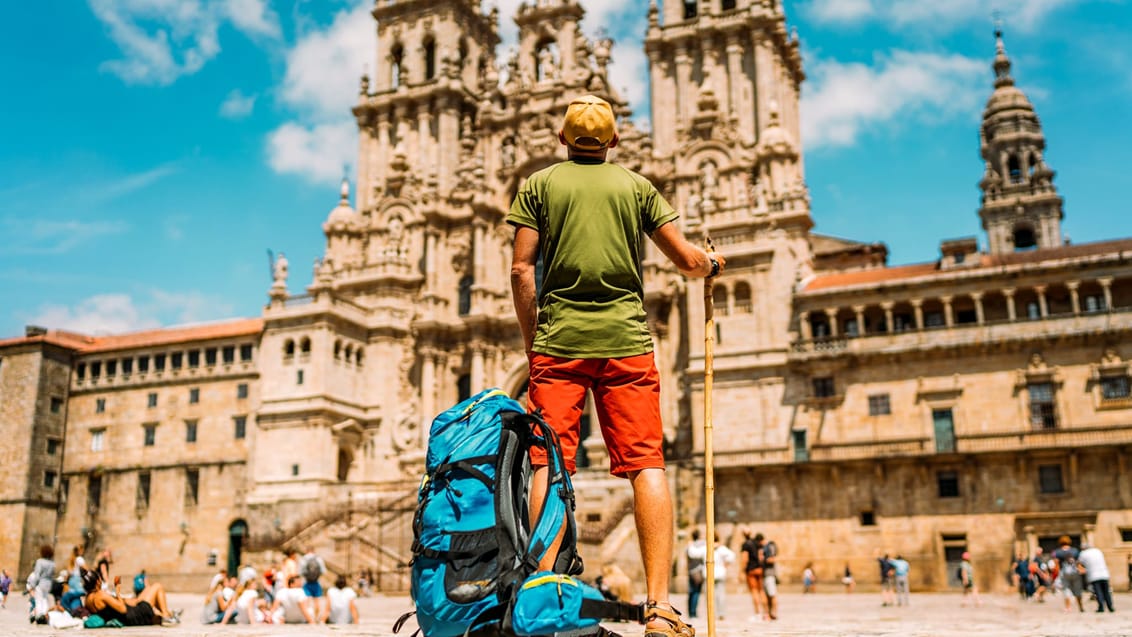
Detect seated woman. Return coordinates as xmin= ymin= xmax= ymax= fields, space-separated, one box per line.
xmin=82 ymin=569 xmax=178 ymax=626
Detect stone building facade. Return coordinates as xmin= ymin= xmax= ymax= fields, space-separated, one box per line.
xmin=1 ymin=1 xmax=1130 ymax=592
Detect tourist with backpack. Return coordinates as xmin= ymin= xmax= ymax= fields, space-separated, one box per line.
xmin=958 ymin=552 xmax=981 ymax=607
xmin=1053 ymin=536 xmax=1085 ymax=612
xmin=685 ymin=530 xmax=707 ymax=618
xmin=299 ymin=548 xmax=326 ymax=617
xmin=509 ymin=94 xmax=723 ymax=637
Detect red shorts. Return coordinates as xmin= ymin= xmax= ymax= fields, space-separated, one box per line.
xmin=527 ymin=352 xmax=665 ymax=477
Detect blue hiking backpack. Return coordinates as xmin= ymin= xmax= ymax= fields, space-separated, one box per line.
xmin=395 ymin=388 xmax=643 ymax=637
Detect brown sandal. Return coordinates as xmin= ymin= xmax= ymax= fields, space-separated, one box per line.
xmin=644 ymin=601 xmax=695 ymax=637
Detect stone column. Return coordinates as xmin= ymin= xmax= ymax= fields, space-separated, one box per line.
xmin=726 ymin=36 xmax=743 ymax=122
xmin=971 ymin=292 xmax=985 ymax=325
xmin=470 ymin=344 xmax=485 ymax=391
xmin=824 ymin=308 xmax=839 ymax=337
xmin=1034 ymin=285 xmax=1048 ymax=318
xmin=1003 ymin=288 xmax=1017 ymax=321
xmin=799 ymin=311 xmax=812 ymax=341
xmin=473 ymin=222 xmax=486 ymax=285
xmin=675 ymin=45 xmax=692 ymax=120
xmin=425 ymin=231 xmax=439 ymax=290
xmin=1066 ymin=280 xmax=1081 ymax=315
xmin=438 ymin=97 xmax=460 ymax=194
xmin=852 ymin=305 xmax=865 ymax=337
xmin=911 ymin=299 xmax=924 ymax=330
xmin=881 ymin=302 xmax=894 ymax=333
xmin=417 ymin=102 xmax=432 ymax=175
xmin=377 ymin=117 xmax=392 ymax=191
xmin=1099 ymin=277 xmax=1114 ymax=311
xmin=941 ymin=295 xmax=954 ymax=327
xmin=420 ymin=351 xmax=437 ymax=443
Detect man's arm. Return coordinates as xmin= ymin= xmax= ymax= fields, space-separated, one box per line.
xmin=650 ymin=221 xmax=724 ymax=278
xmin=510 ymin=226 xmax=540 ymax=353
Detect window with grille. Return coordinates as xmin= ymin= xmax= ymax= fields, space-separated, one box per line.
xmin=96 ymin=398 xmax=106 ymax=413
xmin=1028 ymin=383 xmax=1057 ymax=429
xmin=143 ymin=424 xmax=157 ymax=446
xmin=1101 ymin=376 xmax=1130 ymax=400
xmin=237 ymin=383 xmax=248 ymax=399
xmin=868 ymin=394 xmax=891 ymax=415
xmin=147 ymin=392 xmax=157 ymax=408
xmin=189 ymin=388 xmax=200 ymax=404
xmin=240 ymin=344 xmax=253 ymax=361
xmin=222 ymin=346 xmax=235 ymax=364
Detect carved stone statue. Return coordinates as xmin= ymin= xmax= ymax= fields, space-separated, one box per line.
xmin=500 ymin=136 xmax=516 ymax=168
xmin=273 ymin=252 xmax=289 ymax=285
xmin=701 ymin=161 xmax=719 ymax=194
xmin=538 ymin=47 xmax=558 ymax=82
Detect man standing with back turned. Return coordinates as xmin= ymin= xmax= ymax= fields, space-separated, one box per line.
xmin=509 ymin=95 xmax=724 ymax=637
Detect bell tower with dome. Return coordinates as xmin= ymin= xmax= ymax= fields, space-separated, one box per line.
xmin=978 ymin=29 xmax=1064 ymax=254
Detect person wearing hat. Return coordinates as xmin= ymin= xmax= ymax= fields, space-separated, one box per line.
xmin=509 ymin=94 xmax=724 ymax=637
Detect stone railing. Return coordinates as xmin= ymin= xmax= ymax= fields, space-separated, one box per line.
xmin=958 ymin=424 xmax=1132 ymax=453
xmin=809 ymin=436 xmax=932 ymax=461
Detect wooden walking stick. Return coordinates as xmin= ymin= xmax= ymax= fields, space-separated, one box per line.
xmin=702 ymin=237 xmax=718 ymax=637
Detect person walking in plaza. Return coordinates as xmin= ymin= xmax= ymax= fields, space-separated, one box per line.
xmin=684 ymin=530 xmax=707 ymax=618
xmin=1052 ymin=536 xmax=1085 ymax=613
xmin=958 ymin=552 xmax=981 ymax=607
xmin=27 ymin=544 xmax=56 ymax=623
xmin=299 ymin=547 xmax=327 ymax=616
xmin=890 ymin=555 xmax=910 ymax=607
xmin=509 ymin=94 xmax=724 ymax=637
xmin=712 ymin=535 xmax=736 ymax=621
xmin=739 ymin=531 xmax=767 ymax=620
xmin=0 ymin=568 xmax=10 ymax=608
xmin=875 ymin=551 xmax=895 ymax=607
xmin=761 ymin=536 xmax=779 ymax=620
xmin=802 ymin=563 xmax=815 ymax=594
xmin=841 ymin=563 xmax=855 ymax=593
xmin=1078 ymin=543 xmax=1115 ymax=612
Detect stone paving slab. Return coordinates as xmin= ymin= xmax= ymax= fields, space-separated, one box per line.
xmin=2 ymin=591 xmax=1129 ymax=637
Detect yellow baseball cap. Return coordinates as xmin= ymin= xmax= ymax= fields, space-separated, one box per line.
xmin=561 ymin=95 xmax=617 ymax=150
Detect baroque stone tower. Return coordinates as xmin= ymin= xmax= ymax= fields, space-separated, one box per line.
xmin=643 ymin=0 xmax=812 ymax=474
xmin=978 ymin=29 xmax=1064 ymax=254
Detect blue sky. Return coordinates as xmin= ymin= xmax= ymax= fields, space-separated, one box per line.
xmin=1 ymin=0 xmax=1129 ymax=337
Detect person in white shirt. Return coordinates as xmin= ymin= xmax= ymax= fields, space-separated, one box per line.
xmin=685 ymin=530 xmax=707 ymax=618
xmin=323 ymin=576 xmax=359 ymax=624
xmin=221 ymin=578 xmax=266 ymax=624
xmin=271 ymin=575 xmax=315 ymax=624
xmin=713 ymin=535 xmax=736 ymax=621
xmin=1078 ymin=544 xmax=1115 ymax=612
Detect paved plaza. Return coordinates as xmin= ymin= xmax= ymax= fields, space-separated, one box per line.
xmin=2 ymin=591 xmax=1128 ymax=637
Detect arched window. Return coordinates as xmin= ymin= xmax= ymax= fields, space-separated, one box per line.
xmin=458 ymin=275 xmax=474 ymax=316
xmin=1007 ymin=154 xmax=1022 ymax=184
xmin=391 ymin=43 xmax=404 ymax=88
xmin=355 ymin=348 xmax=364 ymax=367
xmin=810 ymin=315 xmax=830 ymax=339
xmin=283 ymin=339 xmax=295 ymax=358
xmin=227 ymin=520 xmax=248 ymax=577
xmin=712 ymin=285 xmax=729 ymax=316
xmin=423 ymin=36 xmax=436 ymax=79
xmin=334 ymin=340 xmax=342 ymax=360
xmin=336 ymin=448 xmax=353 ymax=482
xmin=734 ymin=282 xmax=752 ymax=313
xmin=299 ymin=337 xmax=311 ymax=355
xmin=344 ymin=344 xmax=354 ymax=362
xmin=1013 ymin=224 xmax=1037 ymax=251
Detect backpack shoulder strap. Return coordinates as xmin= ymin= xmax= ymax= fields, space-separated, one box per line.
xmin=579 ymin=599 xmax=646 ymax=624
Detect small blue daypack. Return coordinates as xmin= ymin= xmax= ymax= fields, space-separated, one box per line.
xmin=394 ymin=388 xmax=642 ymax=637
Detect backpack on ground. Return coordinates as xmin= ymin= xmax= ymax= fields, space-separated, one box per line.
xmin=394 ymin=388 xmax=643 ymax=637
xmin=302 ymin=556 xmax=322 ymax=582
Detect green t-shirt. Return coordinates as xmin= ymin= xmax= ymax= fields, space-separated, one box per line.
xmin=507 ymin=159 xmax=678 ymax=358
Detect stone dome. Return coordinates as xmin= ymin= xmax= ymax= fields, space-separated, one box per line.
xmin=326 ymin=178 xmax=355 ymax=227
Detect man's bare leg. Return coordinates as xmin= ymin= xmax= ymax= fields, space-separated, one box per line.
xmin=629 ymin=467 xmax=677 ymax=631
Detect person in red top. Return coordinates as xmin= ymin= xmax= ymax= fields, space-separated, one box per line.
xmin=509 ymin=95 xmax=724 ymax=637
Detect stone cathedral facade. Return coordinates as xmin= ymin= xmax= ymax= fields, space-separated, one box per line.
xmin=2 ymin=0 xmax=1131 ymax=593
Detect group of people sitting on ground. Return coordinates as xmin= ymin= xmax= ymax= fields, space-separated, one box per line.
xmin=200 ymin=548 xmax=359 ymax=625
xmin=22 ymin=544 xmax=181 ymax=628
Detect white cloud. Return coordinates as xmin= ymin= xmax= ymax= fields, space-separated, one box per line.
xmin=801 ymin=50 xmax=984 ymax=150
xmin=89 ymin=0 xmax=280 ymax=85
xmin=279 ymin=2 xmax=374 ymax=120
xmin=806 ymin=0 xmax=1080 ymax=31
xmin=267 ymin=121 xmax=357 ymax=184
xmin=219 ymin=89 xmax=257 ymax=118
xmin=25 ymin=290 xmax=236 ymax=335
xmin=266 ymin=2 xmax=372 ymax=184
